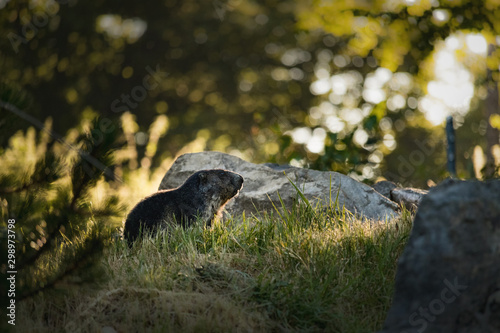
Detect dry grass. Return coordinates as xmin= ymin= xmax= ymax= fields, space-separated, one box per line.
xmin=14 ymin=201 xmax=413 ymax=333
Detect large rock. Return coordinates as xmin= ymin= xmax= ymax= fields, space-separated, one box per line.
xmin=159 ymin=152 xmax=399 ymax=221
xmin=380 ymin=179 xmax=500 ymax=333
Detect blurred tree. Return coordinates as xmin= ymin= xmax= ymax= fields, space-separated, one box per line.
xmin=295 ymin=0 xmax=500 ymax=185
xmin=1 ymin=0 xmax=499 ymax=187
xmin=0 ymin=0 xmax=320 ymax=164
xmin=0 ymin=85 xmax=122 ymax=306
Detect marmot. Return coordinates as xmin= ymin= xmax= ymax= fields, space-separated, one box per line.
xmin=123 ymin=169 xmax=244 ymax=245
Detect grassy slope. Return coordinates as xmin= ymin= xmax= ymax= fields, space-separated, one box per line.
xmin=16 ymin=203 xmax=413 ymax=333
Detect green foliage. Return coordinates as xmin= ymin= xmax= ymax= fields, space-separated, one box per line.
xmin=0 ymin=93 xmax=123 ymax=309
xmin=298 ymin=0 xmax=500 ymax=72
xmin=0 ymin=82 xmax=33 ymax=144
xmin=0 ymin=0 xmax=317 ymax=163
xmin=291 ymin=0 xmax=500 ymax=184
xmin=1 ymin=0 xmax=498 ymax=186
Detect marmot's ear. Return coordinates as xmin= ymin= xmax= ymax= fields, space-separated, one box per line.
xmin=199 ymin=172 xmax=207 ymax=184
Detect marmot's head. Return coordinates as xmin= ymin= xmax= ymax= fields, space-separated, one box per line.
xmin=195 ymin=169 xmax=243 ymax=203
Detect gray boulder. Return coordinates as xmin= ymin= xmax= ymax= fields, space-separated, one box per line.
xmin=159 ymin=152 xmax=399 ymax=221
xmin=380 ymin=179 xmax=500 ymax=333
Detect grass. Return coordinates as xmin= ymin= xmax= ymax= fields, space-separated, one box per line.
xmin=15 ymin=199 xmax=414 ymax=333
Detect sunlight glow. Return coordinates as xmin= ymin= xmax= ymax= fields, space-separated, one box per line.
xmin=306 ymin=128 xmax=327 ymax=153
xmin=331 ymin=75 xmax=348 ymax=95
xmin=445 ymin=35 xmax=461 ymax=50
xmin=466 ymin=34 xmax=488 ymax=55
xmin=383 ymin=133 xmax=397 ymax=150
xmin=387 ymin=94 xmax=406 ymax=111
xmin=362 ymin=89 xmax=386 ymax=104
xmin=419 ymin=33 xmax=485 ymax=125
xmin=291 ymin=127 xmax=311 ymax=144
xmin=281 ymin=48 xmax=312 ymax=66
xmin=289 ymin=125 xmax=330 ymax=154
xmin=419 ymin=96 xmax=448 ymax=125
xmin=310 ymin=79 xmax=330 ymax=95
xmin=432 ymin=9 xmax=450 ymax=23
xmin=340 ymin=108 xmax=364 ymax=125
xmin=353 ymin=129 xmax=368 ymax=146
xmin=362 ymin=165 xmax=374 ymax=179
xmin=368 ymin=150 xmax=383 ymax=163
xmin=362 ymin=67 xmax=392 ymax=104
xmin=325 ymin=115 xmax=345 ymax=133
xmin=96 ymin=15 xmax=147 ymax=42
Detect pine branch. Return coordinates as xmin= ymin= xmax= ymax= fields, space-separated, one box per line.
xmin=0 ymin=100 xmax=123 ymax=302
xmin=0 ymin=152 xmax=63 ymax=194
xmin=19 ymin=234 xmax=105 ymax=302
xmin=0 ymin=174 xmax=49 ymax=194
xmin=0 ymin=100 xmax=121 ymax=182
xmin=17 ymin=213 xmax=68 ymax=271
xmin=0 ymin=181 xmax=34 ymax=194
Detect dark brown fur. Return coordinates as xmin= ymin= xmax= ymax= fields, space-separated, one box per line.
xmin=123 ymin=169 xmax=243 ymax=245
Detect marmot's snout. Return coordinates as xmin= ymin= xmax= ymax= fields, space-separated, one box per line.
xmin=230 ymin=173 xmax=244 ymax=196
xmin=232 ymin=173 xmax=244 ymax=188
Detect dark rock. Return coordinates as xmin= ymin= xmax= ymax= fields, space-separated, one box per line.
xmin=379 ymin=179 xmax=500 ymax=333
xmin=373 ymin=180 xmax=398 ymax=199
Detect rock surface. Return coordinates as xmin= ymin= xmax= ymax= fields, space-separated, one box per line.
xmin=391 ymin=187 xmax=428 ymax=211
xmin=159 ymin=152 xmax=399 ymax=221
xmin=372 ymin=180 xmax=398 ymax=199
xmin=372 ymin=181 xmax=428 ymax=211
xmin=379 ymin=179 xmax=500 ymax=333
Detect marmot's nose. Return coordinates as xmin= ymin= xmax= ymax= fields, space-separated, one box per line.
xmin=232 ymin=174 xmax=244 ymax=188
